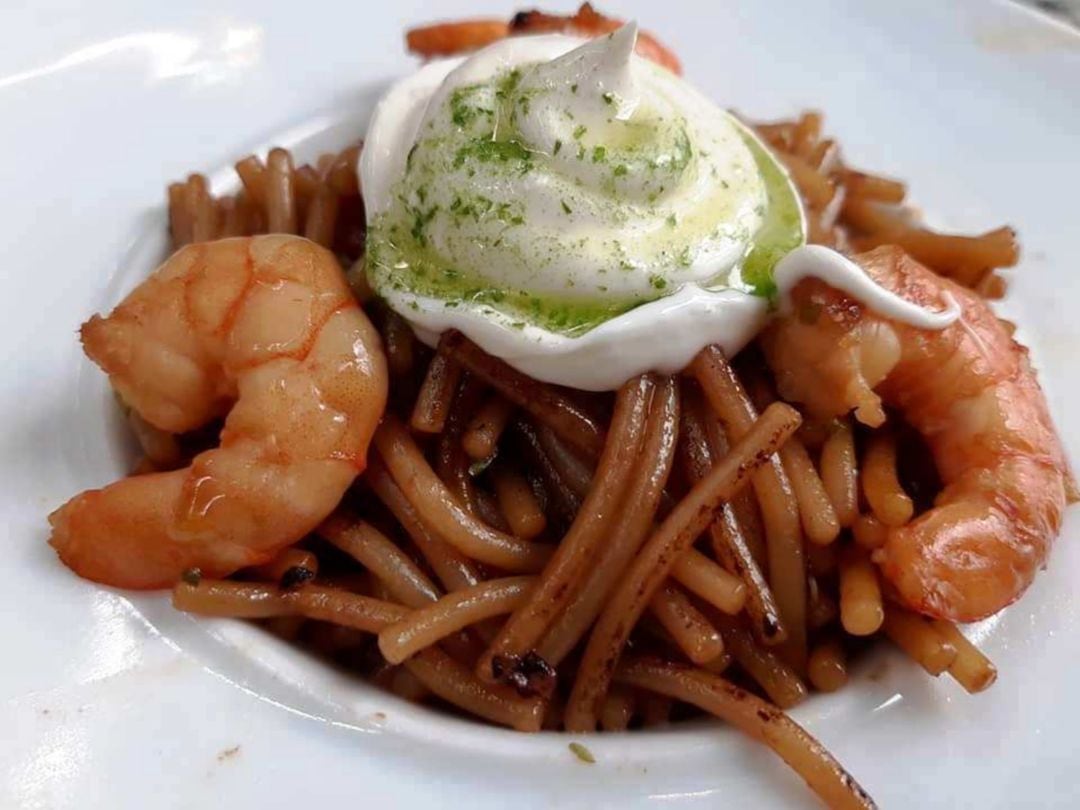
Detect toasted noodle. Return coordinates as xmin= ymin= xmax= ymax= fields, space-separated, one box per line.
xmin=780 ymin=437 xmax=841 ymax=545
xmin=711 ymin=612 xmax=808 ymax=709
xmin=170 ymin=144 xmax=367 ymax=266
xmin=649 ymin=583 xmax=725 ymax=665
xmin=379 ymin=576 xmax=534 ymax=664
xmin=680 ymin=387 xmax=786 ymax=645
xmin=374 ymin=415 xmax=552 ymax=573
xmin=791 ymin=111 xmax=822 ymax=158
xmin=463 ymin=395 xmax=516 ymax=461
xmin=168 ymin=183 xmax=191 ymax=248
xmin=861 ymin=430 xmax=914 ymax=528
xmin=820 ymin=420 xmax=859 ymax=528
xmin=366 ymin=456 xmax=481 ymax=592
xmin=535 ymin=423 xmax=595 ymax=499
xmin=777 ymin=151 xmax=837 ymax=209
xmin=881 ymin=605 xmax=958 ymax=676
xmin=542 ymin=692 xmax=567 ymax=731
xmin=565 ymin=401 xmax=802 ymax=731
xmin=615 ymin=658 xmax=876 ymax=810
xmin=305 ymin=622 xmax=367 ymax=656
xmin=173 ymin=580 xmax=408 ymax=631
xmin=492 ymin=466 xmax=547 ymax=540
xmin=929 ymin=620 xmax=998 ymax=693
xmin=535 ymin=377 xmax=679 ymax=665
xmin=382 ymin=311 xmax=416 ymax=377
xmin=235 ymin=156 xmax=268 ymax=207
xmin=671 ymin=549 xmax=747 ymax=616
xmin=512 ymin=420 xmax=585 ymax=525
xmin=841 ymin=198 xmax=1018 ymax=283
xmin=293 ymin=164 xmax=320 ymax=214
xmin=700 ymin=650 xmax=734 ymax=676
xmin=184 ymin=174 xmax=215 ymax=244
xmin=852 ymin=514 xmax=888 ymax=550
xmin=699 ymin=393 xmax=786 ymax=639
xmin=441 ymin=331 xmax=605 ymax=458
xmin=743 ymin=369 xmax=840 ymax=545
xmin=754 ymin=121 xmax=796 ymax=150
xmin=808 ymin=577 xmax=839 ymax=630
xmin=839 ymin=546 xmax=884 ymax=636
xmin=434 ymin=374 xmax=493 ymax=520
xmin=599 ymin=685 xmax=636 ymax=732
xmin=411 ymin=352 xmax=463 ymax=434
xmin=404 ymin=646 xmax=545 ymax=732
xmin=304 ymin=182 xmax=339 ymax=248
xmin=318 ymin=513 xmax=439 ymax=608
xmin=479 ymin=375 xmax=656 ymax=681
xmin=326 ymin=144 xmax=362 ymax=196
xmin=216 ymin=195 xmax=244 ymax=238
xmin=692 ymin=347 xmax=808 ymax=669
xmin=975 ymin=272 xmax=1008 ymax=300
xmin=265 ymin=148 xmax=297 ymax=234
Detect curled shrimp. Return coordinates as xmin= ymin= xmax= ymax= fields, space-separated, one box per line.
xmin=405 ymin=19 xmax=510 ymax=59
xmin=49 ymin=235 xmax=388 ymax=589
xmin=762 ymin=246 xmax=1074 ymax=621
xmin=406 ymin=3 xmax=682 ymax=75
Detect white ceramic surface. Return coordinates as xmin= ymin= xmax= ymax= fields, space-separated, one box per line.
xmin=2 ymin=1 xmax=1079 ymax=807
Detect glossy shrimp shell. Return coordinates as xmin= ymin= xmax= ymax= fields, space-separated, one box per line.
xmin=406 ymin=3 xmax=682 ymax=74
xmin=49 ymin=236 xmax=388 ymax=589
xmin=763 ymin=246 xmax=1073 ymax=621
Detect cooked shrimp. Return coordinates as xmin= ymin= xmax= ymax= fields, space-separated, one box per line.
xmin=48 ymin=235 xmax=388 ymax=589
xmin=406 ymin=4 xmax=682 ymax=75
xmin=762 ymin=246 xmax=1073 ymax=621
xmin=405 ymin=19 xmax=510 ymax=59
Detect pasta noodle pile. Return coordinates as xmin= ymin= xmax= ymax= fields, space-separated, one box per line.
xmin=155 ymin=113 xmax=1014 ymax=808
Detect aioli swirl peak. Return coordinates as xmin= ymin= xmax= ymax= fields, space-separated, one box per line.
xmin=364 ymin=26 xmax=797 ymax=335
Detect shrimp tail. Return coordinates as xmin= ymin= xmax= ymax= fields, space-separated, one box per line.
xmin=48 ymin=472 xmax=259 ymax=589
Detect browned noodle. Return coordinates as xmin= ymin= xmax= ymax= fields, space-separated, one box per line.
xmin=535 ymin=376 xmax=680 ymax=665
xmin=564 ymin=401 xmax=802 ymax=731
xmin=478 ymin=374 xmax=656 ymax=683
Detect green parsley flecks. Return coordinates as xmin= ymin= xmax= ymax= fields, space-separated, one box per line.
xmin=366 ymin=42 xmax=802 ymax=337
xmin=568 ymin=742 xmax=595 ymax=764
xmin=734 ymin=125 xmax=805 ymax=299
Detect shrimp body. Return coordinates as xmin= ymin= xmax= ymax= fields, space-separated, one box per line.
xmin=405 ymin=19 xmax=510 ymax=59
xmin=762 ymin=246 xmax=1071 ymax=621
xmin=406 ymin=4 xmax=682 ymax=75
xmin=49 ymin=236 xmax=388 ymax=589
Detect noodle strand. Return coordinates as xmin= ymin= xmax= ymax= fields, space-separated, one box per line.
xmin=565 ymin=401 xmax=802 ymax=731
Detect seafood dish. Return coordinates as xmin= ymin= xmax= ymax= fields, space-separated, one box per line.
xmin=47 ymin=6 xmax=1075 ymax=808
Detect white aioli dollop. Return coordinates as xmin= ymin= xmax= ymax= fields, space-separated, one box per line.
xmin=361 ymin=27 xmax=957 ymax=391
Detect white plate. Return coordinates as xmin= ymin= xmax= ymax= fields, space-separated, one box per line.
xmin=3 ymin=1 xmax=1079 ymax=807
